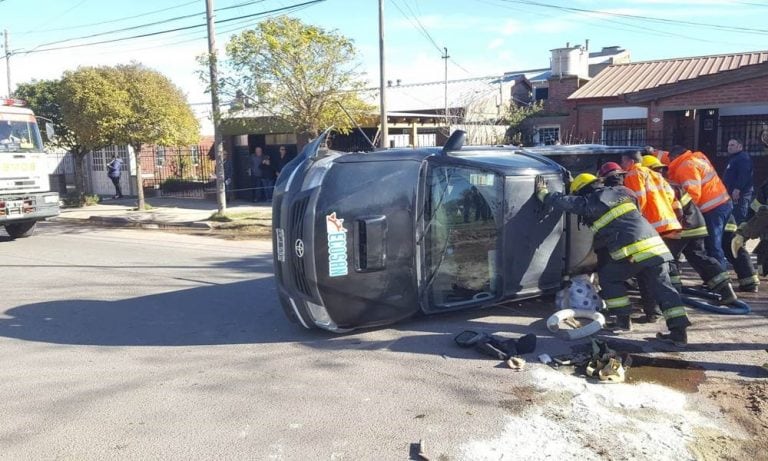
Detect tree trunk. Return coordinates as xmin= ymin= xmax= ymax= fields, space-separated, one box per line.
xmin=134 ymin=143 xmax=146 ymax=211
xmin=73 ymin=151 xmax=88 ymax=206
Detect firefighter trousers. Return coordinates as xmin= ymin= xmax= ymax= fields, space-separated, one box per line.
xmin=599 ymin=256 xmax=691 ymax=331
xmin=666 ymin=237 xmax=730 ymax=290
xmin=723 ymin=230 xmax=759 ymax=288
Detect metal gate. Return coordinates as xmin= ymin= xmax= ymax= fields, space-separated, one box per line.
xmin=89 ymin=146 xmax=130 ymax=196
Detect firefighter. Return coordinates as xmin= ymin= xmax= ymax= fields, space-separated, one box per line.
xmin=617 ymin=151 xmax=683 ymax=321
xmin=620 ymin=150 xmax=682 ymax=237
xmin=666 ymin=146 xmax=732 ymax=267
xmin=597 ymin=162 xmax=625 ymax=187
xmin=723 ymin=215 xmax=761 ymax=292
xmin=732 ymin=177 xmax=768 ymax=277
xmin=642 ymin=155 xmax=738 ymax=304
xmin=534 ymin=172 xmax=691 ymax=345
xmin=645 ymin=145 xmax=670 ymax=166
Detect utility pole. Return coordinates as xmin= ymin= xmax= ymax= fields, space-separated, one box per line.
xmin=205 ymin=0 xmax=226 ymax=213
xmin=378 ymin=0 xmax=388 ymax=148
xmin=3 ymin=30 xmax=11 ymax=97
xmin=442 ymin=47 xmax=449 ymax=127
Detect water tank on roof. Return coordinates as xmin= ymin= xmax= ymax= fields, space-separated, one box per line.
xmin=550 ymin=46 xmax=589 ymax=79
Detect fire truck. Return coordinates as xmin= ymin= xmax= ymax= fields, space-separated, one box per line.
xmin=0 ymin=99 xmax=60 ymax=239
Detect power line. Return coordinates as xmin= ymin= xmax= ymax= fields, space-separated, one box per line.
xmin=497 ymin=0 xmax=768 ymax=35
xmin=85 ymin=3 xmax=317 ymax=57
xmin=16 ymin=0 xmax=326 ymax=55
xmin=19 ymin=1 xmax=199 ymax=35
xmin=389 ymin=0 xmax=442 ymax=54
xmin=29 ymin=0 xmax=268 ymax=50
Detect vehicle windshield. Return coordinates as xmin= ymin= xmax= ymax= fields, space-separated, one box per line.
xmin=422 ymin=165 xmax=501 ymax=308
xmin=0 ymin=119 xmax=44 ymax=153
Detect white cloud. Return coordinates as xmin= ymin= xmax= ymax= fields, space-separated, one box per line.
xmin=500 ymin=19 xmax=522 ymax=35
xmin=488 ymin=38 xmax=505 ymax=50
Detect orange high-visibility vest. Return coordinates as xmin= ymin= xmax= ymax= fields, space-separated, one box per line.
xmin=668 ymin=151 xmax=730 ymax=213
xmin=623 ymin=162 xmax=682 ymax=235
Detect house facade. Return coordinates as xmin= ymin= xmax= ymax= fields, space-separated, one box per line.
xmin=555 ymin=51 xmax=768 ymax=176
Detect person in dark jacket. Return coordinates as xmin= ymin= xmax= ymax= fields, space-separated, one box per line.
xmin=723 ymin=137 xmax=754 ymax=224
xmin=275 ymin=145 xmax=291 ymax=178
xmin=249 ymin=147 xmax=275 ymax=202
xmin=106 ymin=154 xmax=123 ymax=199
xmin=535 ymin=173 xmax=691 ymax=345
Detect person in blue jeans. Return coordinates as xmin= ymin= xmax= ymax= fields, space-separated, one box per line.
xmin=723 ymin=138 xmax=754 ymax=224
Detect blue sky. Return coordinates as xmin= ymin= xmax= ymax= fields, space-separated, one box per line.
xmin=2 ymin=0 xmax=767 ymax=133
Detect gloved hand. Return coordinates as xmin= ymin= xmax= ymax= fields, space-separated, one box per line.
xmin=535 ymin=175 xmax=549 ymax=202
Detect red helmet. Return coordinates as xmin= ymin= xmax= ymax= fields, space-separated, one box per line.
xmin=597 ymin=162 xmax=625 ymax=178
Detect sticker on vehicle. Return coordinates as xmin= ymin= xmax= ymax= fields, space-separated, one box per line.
xmin=326 ymin=212 xmax=348 ymax=277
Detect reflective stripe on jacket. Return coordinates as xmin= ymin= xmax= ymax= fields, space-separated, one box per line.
xmin=623 ymin=163 xmax=682 ymax=235
xmin=670 ymin=183 xmax=709 ymax=239
xmin=543 ymin=185 xmax=671 ymax=263
xmin=668 ymin=151 xmax=730 ymax=213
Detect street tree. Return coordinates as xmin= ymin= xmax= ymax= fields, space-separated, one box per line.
xmin=56 ymin=68 xmax=132 ymax=203
xmin=222 ymin=17 xmax=372 ymax=142
xmin=505 ymin=101 xmax=544 ymax=146
xmin=110 ymin=63 xmax=200 ymax=210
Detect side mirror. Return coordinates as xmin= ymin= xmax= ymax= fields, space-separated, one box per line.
xmin=45 ymin=122 xmax=56 ymax=141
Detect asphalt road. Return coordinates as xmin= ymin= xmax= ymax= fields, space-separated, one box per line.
xmin=0 ymin=221 xmax=535 ymax=460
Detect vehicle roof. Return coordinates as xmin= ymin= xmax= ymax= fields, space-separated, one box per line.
xmin=521 ymin=144 xmax=643 ymax=156
xmin=332 ymin=145 xmax=563 ymax=175
xmin=0 ymin=105 xmax=35 ymax=116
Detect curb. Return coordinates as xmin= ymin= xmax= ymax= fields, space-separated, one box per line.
xmin=53 ymin=215 xmax=213 ymax=230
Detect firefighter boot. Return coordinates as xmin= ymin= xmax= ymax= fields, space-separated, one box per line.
xmin=656 ymin=328 xmax=688 ymax=347
xmin=615 ymin=315 xmax=632 ymax=332
xmin=714 ymin=282 xmax=738 ymax=305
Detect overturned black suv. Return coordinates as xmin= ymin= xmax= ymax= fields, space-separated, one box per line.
xmin=272 ymin=130 xmax=636 ymax=332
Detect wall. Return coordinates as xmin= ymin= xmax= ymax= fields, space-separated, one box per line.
xmin=657 ymin=75 xmax=768 ymax=109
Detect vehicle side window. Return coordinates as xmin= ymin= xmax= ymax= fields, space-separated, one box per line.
xmin=424 ymin=165 xmax=501 ymax=307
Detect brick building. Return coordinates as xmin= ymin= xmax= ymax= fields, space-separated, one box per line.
xmin=552 ymin=50 xmax=768 ymax=178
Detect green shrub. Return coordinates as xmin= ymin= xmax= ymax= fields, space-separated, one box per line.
xmin=61 ymin=193 xmax=100 ymax=207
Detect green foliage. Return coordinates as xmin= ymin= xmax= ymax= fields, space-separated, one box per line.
xmin=170 ymin=154 xmax=193 ymax=179
xmin=160 ymin=177 xmax=207 ymax=192
xmin=219 ymin=17 xmax=373 ymax=137
xmin=504 ymin=101 xmax=544 ymax=145
xmin=14 ymin=80 xmax=77 ymax=150
xmin=61 ymin=193 xmax=100 ymax=208
xmin=59 ymin=66 xmax=132 ymax=152
xmin=112 ymin=63 xmax=200 ymax=152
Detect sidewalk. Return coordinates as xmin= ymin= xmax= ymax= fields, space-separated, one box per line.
xmin=53 ymin=196 xmax=272 ymax=230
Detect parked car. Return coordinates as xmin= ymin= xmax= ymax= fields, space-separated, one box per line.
xmin=272 ymin=129 xmax=639 ymax=332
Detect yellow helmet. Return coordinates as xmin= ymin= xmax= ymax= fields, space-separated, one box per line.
xmin=641 ymin=155 xmax=664 ymax=170
xmin=570 ymin=173 xmax=598 ymax=194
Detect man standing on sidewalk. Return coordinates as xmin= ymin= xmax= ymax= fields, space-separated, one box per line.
xmin=249 ymin=147 xmax=267 ymax=202
xmin=723 ymin=138 xmax=754 ymax=224
xmin=106 ymin=154 xmax=123 ymax=199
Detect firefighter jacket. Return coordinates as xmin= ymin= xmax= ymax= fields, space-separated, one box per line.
xmin=750 ymin=178 xmax=768 ymax=214
xmin=668 ymin=150 xmax=730 ymax=213
xmin=623 ymin=162 xmax=682 ymax=235
xmin=543 ymin=185 xmax=671 ymax=264
xmin=669 ymin=183 xmax=708 ymax=239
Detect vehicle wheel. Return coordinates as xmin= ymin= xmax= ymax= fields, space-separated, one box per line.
xmin=4 ymin=221 xmax=36 ymax=239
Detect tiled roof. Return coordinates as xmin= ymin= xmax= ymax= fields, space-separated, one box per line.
xmin=568 ymin=50 xmax=768 ymax=100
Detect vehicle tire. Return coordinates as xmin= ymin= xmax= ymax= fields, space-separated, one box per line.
xmin=4 ymin=221 xmax=36 ymax=239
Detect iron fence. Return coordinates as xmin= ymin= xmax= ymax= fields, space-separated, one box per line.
xmin=140 ymin=145 xmax=215 ymax=198
xmin=719 ymin=115 xmax=768 ymax=155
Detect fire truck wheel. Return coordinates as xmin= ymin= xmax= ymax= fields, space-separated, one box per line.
xmin=4 ymin=221 xmax=36 ymax=239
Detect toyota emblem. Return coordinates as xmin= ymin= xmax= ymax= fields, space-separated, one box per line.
xmin=294 ymin=239 xmax=305 ymax=258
